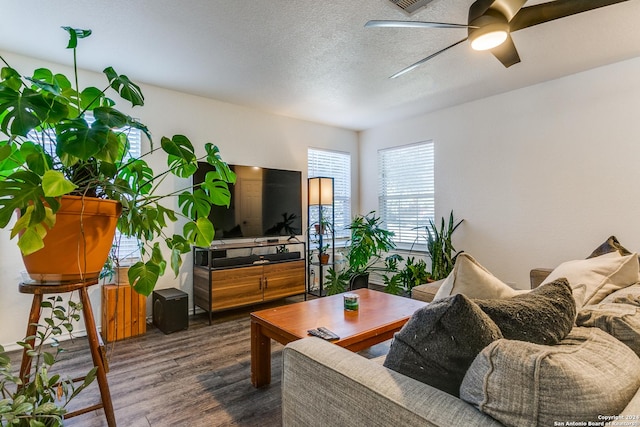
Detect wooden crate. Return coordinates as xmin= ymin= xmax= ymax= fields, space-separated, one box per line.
xmin=102 ymin=284 xmax=147 ymax=342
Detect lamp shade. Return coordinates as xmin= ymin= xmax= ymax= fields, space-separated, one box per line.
xmin=308 ymin=177 xmax=334 ymax=206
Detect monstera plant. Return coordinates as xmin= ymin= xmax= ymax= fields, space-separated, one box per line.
xmin=0 ymin=26 xmax=236 ymax=295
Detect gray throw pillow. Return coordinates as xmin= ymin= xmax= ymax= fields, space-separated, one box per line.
xmin=460 ymin=327 xmax=640 ymax=427
xmin=383 ymin=294 xmax=503 ymax=397
xmin=587 ymin=235 xmax=631 ymax=258
xmin=577 ymin=302 xmax=640 ymax=356
xmin=474 ymin=278 xmax=576 ymax=345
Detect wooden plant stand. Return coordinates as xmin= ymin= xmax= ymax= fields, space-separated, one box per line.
xmin=18 ymin=280 xmax=116 ymax=427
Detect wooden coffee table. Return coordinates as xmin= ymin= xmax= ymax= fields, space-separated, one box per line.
xmin=250 ymin=288 xmax=427 ymax=387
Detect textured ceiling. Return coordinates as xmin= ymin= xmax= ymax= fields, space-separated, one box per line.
xmin=0 ymin=0 xmax=639 ymax=130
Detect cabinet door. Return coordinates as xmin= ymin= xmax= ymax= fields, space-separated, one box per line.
xmin=211 ymin=266 xmax=264 ymax=310
xmin=263 ymin=260 xmax=305 ymax=301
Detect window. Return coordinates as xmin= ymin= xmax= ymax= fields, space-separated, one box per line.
xmin=112 ymin=127 xmax=142 ymax=263
xmin=28 ymin=116 xmax=142 ymax=263
xmin=307 ymin=148 xmax=351 ymax=239
xmin=378 ymin=141 xmax=434 ymax=247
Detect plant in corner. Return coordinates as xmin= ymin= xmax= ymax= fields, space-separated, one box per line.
xmin=324 ymin=211 xmax=395 ymax=295
xmin=0 ymin=27 xmax=236 ymax=295
xmin=419 ymin=210 xmax=463 ymax=281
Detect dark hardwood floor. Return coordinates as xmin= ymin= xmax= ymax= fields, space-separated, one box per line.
xmin=7 ymin=295 xmax=389 ymax=427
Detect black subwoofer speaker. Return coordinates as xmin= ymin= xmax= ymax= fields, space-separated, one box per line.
xmin=153 ymin=288 xmax=188 ymax=334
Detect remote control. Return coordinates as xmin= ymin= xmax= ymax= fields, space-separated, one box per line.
xmin=318 ymin=327 xmax=340 ymax=340
xmin=307 ymin=327 xmax=340 ymax=340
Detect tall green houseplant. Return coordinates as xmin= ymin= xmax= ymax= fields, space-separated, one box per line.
xmin=0 ymin=27 xmax=235 ymax=295
xmin=424 ymin=210 xmax=463 ymax=281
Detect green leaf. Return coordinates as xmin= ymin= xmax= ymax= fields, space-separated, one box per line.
xmin=0 ymin=142 xmax=11 ymax=161
xmin=0 ymin=87 xmax=49 ymax=136
xmin=161 ymin=135 xmax=196 ymax=162
xmin=93 ymin=106 xmax=128 ymax=128
xmin=12 ymin=402 xmax=33 ymax=414
xmin=79 ymin=86 xmax=107 ymax=110
xmin=42 ymin=170 xmax=77 ymax=197
xmin=128 ymin=261 xmax=161 ymax=296
xmin=178 ymin=189 xmax=212 ymax=219
xmin=43 ymin=352 xmax=55 ymax=366
xmin=118 ymin=159 xmax=153 ymax=194
xmin=1 ymin=66 xmax=23 ymax=91
xmin=55 ymin=118 xmax=107 ymax=161
xmin=170 ymin=247 xmax=183 ymax=276
xmin=103 ymin=66 xmax=144 ymax=107
xmin=62 ymin=26 xmax=92 ymax=49
xmin=0 ymin=170 xmax=45 ymax=228
xmin=202 ymin=175 xmax=232 ymax=207
xmin=204 ymin=143 xmax=236 ymax=183
xmin=167 ymin=154 xmax=197 ymax=178
xmin=183 ymin=217 xmax=214 ymax=247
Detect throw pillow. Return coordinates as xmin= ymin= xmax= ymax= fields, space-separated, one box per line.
xmin=577 ymin=302 xmax=640 ymax=356
xmin=587 ymin=235 xmax=631 ymax=258
xmin=541 ymin=251 xmax=640 ymax=306
xmin=460 ymin=327 xmax=640 ymax=427
xmin=600 ymin=283 xmax=640 ymax=305
xmin=433 ymin=253 xmax=525 ymax=301
xmin=474 ymin=278 xmax=576 ymax=345
xmin=383 ymin=294 xmax=503 ymax=397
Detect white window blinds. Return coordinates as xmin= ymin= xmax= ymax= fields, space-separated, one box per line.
xmin=113 ymin=127 xmax=142 ymax=263
xmin=378 ymin=141 xmax=434 ymax=246
xmin=307 ymin=148 xmax=351 ymax=239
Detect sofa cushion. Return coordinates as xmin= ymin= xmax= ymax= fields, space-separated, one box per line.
xmin=542 ymin=252 xmax=640 ymax=306
xmin=474 ymin=278 xmax=576 ymax=345
xmin=411 ymin=280 xmax=443 ymax=303
xmin=601 ymin=283 xmax=640 ymax=305
xmin=587 ymin=235 xmax=632 ymax=258
xmin=383 ymin=294 xmax=503 ymax=397
xmin=433 ymin=253 xmax=524 ymax=301
xmin=460 ymin=327 xmax=640 ymax=427
xmin=576 ymin=302 xmax=640 ymax=356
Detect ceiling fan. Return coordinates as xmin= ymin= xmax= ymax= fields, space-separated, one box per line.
xmin=365 ymin=0 xmax=630 ymax=78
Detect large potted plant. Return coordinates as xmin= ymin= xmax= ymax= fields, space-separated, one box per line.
xmin=0 ymin=27 xmax=235 ymax=295
xmin=324 ymin=211 xmax=395 ymax=295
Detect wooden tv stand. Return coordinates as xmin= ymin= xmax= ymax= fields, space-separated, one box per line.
xmin=192 ymin=241 xmax=306 ymax=324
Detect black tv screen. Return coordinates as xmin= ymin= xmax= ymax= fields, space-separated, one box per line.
xmin=193 ymin=163 xmax=303 ymax=240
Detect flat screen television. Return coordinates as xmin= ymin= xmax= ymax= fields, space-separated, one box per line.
xmin=193 ymin=163 xmax=303 ymax=240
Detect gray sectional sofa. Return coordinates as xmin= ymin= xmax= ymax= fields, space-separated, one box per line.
xmin=282 ymin=263 xmax=640 ymax=427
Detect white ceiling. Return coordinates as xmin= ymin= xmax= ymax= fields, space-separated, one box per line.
xmin=0 ymin=0 xmax=639 ymax=131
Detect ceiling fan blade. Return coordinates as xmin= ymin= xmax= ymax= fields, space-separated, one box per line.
xmin=390 ymin=38 xmax=468 ymax=79
xmin=365 ymin=20 xmax=471 ymax=29
xmin=469 ymin=0 xmax=499 ymax=22
xmin=510 ymin=0 xmax=630 ymax=32
xmin=490 ymin=0 xmax=528 ymax=21
xmin=490 ymin=34 xmax=521 ymax=67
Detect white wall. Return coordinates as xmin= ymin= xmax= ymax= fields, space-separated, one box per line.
xmin=360 ymin=56 xmax=640 ymax=289
xmin=0 ymin=52 xmax=358 ymax=347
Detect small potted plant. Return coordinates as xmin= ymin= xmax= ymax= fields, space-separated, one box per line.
xmin=318 ymin=244 xmax=330 ymax=265
xmin=0 ymin=27 xmax=236 ymax=295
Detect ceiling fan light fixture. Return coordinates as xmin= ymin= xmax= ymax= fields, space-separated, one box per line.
xmin=469 ymin=22 xmax=509 ymax=51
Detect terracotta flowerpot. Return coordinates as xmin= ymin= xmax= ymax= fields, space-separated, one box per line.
xmin=319 ymin=253 xmax=330 ymax=265
xmin=22 ymin=195 xmax=122 ymax=282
